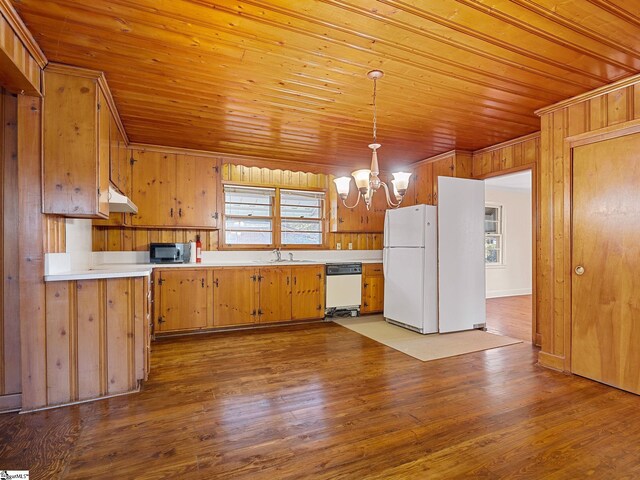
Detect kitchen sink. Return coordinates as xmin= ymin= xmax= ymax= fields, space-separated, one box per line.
xmin=253 ymin=259 xmax=317 ymax=264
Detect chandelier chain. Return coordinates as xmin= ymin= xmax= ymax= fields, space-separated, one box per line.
xmin=372 ymin=77 xmax=377 ymax=144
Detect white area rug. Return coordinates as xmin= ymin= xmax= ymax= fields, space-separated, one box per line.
xmin=333 ymin=315 xmax=522 ymax=362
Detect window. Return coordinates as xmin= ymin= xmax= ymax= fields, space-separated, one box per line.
xmin=224 ymin=185 xmax=275 ymax=245
xmin=280 ymin=189 xmax=324 ymax=246
xmin=485 ymin=205 xmax=503 ymax=265
xmin=223 ymin=185 xmax=325 ymax=247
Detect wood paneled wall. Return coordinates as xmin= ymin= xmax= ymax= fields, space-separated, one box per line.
xmin=536 ymin=75 xmax=640 ymax=372
xmin=93 ymin=228 xmax=219 ymax=252
xmin=472 ymin=133 xmax=540 ymax=178
xmin=44 ymin=216 xmax=66 ymax=253
xmin=42 ymin=277 xmax=147 ymax=409
xmin=0 ymin=89 xmax=20 ymax=411
xmin=0 ymin=0 xmax=46 ymax=95
xmin=17 ymin=95 xmax=46 ymax=411
xmin=92 ymin=159 xmax=383 ymax=251
xmin=471 ymin=132 xmax=540 ymax=346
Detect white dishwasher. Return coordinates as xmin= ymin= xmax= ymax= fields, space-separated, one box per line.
xmin=325 ymin=263 xmax=362 ymax=316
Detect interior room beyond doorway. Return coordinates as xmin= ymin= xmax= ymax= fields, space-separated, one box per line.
xmin=483 ymin=171 xmax=532 ymax=342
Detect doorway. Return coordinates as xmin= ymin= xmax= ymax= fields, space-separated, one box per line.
xmin=483 ymin=170 xmax=533 ymax=342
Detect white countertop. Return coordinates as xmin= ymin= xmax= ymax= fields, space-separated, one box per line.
xmin=44 ymin=259 xmax=383 ymax=282
xmin=44 ymin=265 xmax=154 ymax=282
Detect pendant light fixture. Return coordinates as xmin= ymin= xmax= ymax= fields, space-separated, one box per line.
xmin=333 ymin=70 xmax=412 ymax=210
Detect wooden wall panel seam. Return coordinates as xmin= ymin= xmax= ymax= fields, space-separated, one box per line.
xmin=69 ymin=281 xmax=78 ymax=402
xmin=99 ymin=279 xmax=107 ymax=396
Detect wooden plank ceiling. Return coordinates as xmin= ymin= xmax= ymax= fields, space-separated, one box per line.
xmin=12 ymin=0 xmax=640 ymax=169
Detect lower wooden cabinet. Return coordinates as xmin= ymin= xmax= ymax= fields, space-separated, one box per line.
xmin=41 ymin=276 xmax=150 ymax=409
xmin=291 ymin=265 xmax=325 ymax=320
xmin=154 ymin=265 xmax=326 ymax=333
xmin=259 ymin=266 xmax=292 ymax=323
xmin=361 ymin=263 xmax=384 ymax=314
xmin=213 ymin=267 xmax=258 ymax=327
xmin=155 ymin=268 xmax=213 ymax=332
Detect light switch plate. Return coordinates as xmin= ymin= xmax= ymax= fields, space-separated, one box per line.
xmin=348 ymin=242 xmax=353 ymax=250
xmin=336 ymin=242 xmax=342 ymax=250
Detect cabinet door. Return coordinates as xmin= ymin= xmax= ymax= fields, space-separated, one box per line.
xmin=130 ymin=149 xmax=176 ymax=226
xmin=43 ymin=71 xmax=103 ymax=217
xmin=362 ymin=264 xmax=384 ymax=314
xmin=175 ymin=154 xmax=219 ymax=228
xmin=119 ymin=141 xmax=131 ymax=199
xmin=258 ymin=267 xmax=292 ymax=323
xmin=109 ymin=113 xmax=119 ymax=190
xmin=157 ymin=269 xmax=209 ymax=332
xmin=214 ymin=268 xmax=258 ymax=326
xmin=97 ymin=90 xmax=110 ymax=217
xmin=432 ymin=157 xmax=454 ymax=205
xmin=291 ymin=266 xmax=325 ymax=320
xmin=414 ymin=162 xmax=434 ymax=205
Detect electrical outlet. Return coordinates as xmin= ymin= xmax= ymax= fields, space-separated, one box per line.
xmin=348 ymin=242 xmax=353 ymax=250
xmin=336 ymin=242 xmax=342 ymax=250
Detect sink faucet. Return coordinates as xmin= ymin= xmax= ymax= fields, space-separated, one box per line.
xmin=272 ymin=248 xmax=282 ymax=262
xmin=288 ymin=252 xmax=294 ymax=261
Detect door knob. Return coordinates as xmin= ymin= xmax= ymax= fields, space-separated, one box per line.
xmin=575 ymin=265 xmax=585 ymax=276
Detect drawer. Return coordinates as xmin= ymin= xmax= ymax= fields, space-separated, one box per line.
xmin=364 ymin=263 xmax=383 ymax=276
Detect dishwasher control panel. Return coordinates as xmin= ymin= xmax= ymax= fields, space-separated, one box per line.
xmin=326 ymin=263 xmax=362 ymax=275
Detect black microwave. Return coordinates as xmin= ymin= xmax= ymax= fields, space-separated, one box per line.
xmin=149 ymin=243 xmax=191 ymax=264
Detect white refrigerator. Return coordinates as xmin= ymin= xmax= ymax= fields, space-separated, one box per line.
xmin=383 ymin=205 xmax=439 ymax=334
xmin=383 ymin=177 xmax=486 ymax=334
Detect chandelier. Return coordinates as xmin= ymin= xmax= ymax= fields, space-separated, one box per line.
xmin=333 ymin=70 xmax=412 ymax=210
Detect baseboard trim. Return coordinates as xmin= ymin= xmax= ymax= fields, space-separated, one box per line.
xmin=0 ymin=393 xmax=21 ymax=413
xmin=20 ymin=384 xmax=140 ymax=414
xmin=538 ymin=351 xmax=566 ymax=371
xmin=486 ymin=288 xmax=532 ymax=299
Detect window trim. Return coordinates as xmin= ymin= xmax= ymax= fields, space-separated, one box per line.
xmin=221 ymin=181 xmax=328 ymax=250
xmin=485 ymin=203 xmax=504 ymax=266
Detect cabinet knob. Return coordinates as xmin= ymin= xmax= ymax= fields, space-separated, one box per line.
xmin=575 ymin=265 xmax=585 ymax=276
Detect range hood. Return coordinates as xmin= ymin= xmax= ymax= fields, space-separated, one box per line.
xmin=108 ymin=185 xmax=138 ymax=214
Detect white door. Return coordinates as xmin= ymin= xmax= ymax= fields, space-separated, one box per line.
xmin=384 ymin=205 xmax=425 ymax=248
xmin=384 ymin=247 xmax=425 ymax=331
xmin=438 ymin=177 xmax=486 ymax=333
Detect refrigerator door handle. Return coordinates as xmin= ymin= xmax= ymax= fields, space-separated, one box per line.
xmin=383 ymin=248 xmax=388 ymax=277
xmin=383 ymin=211 xmax=388 ymax=248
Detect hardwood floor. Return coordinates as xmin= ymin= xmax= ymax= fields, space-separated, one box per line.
xmin=486 ymin=294 xmax=532 ymax=342
xmin=2 ymin=321 xmax=640 ymax=479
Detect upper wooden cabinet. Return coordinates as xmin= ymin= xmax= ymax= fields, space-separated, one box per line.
xmin=42 ymin=65 xmax=119 ymax=218
xmin=130 ymin=149 xmax=219 ymax=228
xmin=330 ymin=173 xmax=398 ymax=233
xmin=412 ymin=151 xmax=472 ymax=206
xmin=109 ymin=115 xmax=131 ymax=198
